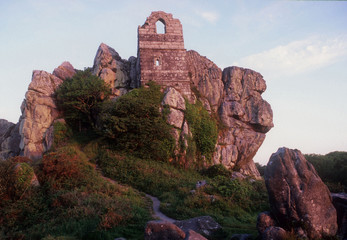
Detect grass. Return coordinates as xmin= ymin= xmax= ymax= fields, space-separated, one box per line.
xmin=0 ymin=145 xmax=151 ymax=240
xmin=97 ymin=148 xmax=270 ymax=239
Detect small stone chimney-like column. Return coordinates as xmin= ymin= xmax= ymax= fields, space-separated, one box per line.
xmin=137 ymin=11 xmax=191 ymax=96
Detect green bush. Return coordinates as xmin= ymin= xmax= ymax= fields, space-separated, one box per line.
xmin=55 ymin=68 xmax=111 ymax=131
xmin=0 ymin=157 xmax=36 ymax=201
xmin=185 ymin=100 xmax=218 ymax=164
xmin=202 ymin=164 xmax=231 ymax=178
xmin=53 ymin=121 xmax=73 ymax=148
xmin=38 ymin=146 xmax=100 ymax=190
xmin=99 ymin=82 xmax=175 ymax=161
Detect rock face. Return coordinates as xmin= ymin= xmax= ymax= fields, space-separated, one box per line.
xmin=186 ymin=50 xmax=223 ymax=111
xmin=0 ymin=119 xmax=21 ymax=159
xmin=264 ymin=147 xmax=338 ymax=239
xmin=186 ymin=50 xmax=272 ymax=176
xmin=18 ymin=62 xmax=76 ymax=160
xmin=174 ymin=216 xmax=221 ymax=238
xmin=144 ymin=218 xmax=213 ymax=240
xmin=331 ymin=193 xmax=347 ymax=239
xmin=256 ymin=211 xmax=276 ymax=235
xmin=262 ymin=226 xmax=287 ymax=240
xmin=92 ymin=43 xmax=136 ymax=97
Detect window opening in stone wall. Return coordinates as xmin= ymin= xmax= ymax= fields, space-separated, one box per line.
xmin=155 ymin=58 xmax=160 ymax=66
xmin=156 ymin=19 xmax=166 ymax=34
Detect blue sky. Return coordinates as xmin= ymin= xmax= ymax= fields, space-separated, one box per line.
xmin=1 ymin=0 xmax=346 ymax=164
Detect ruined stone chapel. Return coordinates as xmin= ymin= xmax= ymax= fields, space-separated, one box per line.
xmin=137 ymin=11 xmax=191 ymax=96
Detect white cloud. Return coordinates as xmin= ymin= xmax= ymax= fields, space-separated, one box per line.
xmin=195 ymin=10 xmax=219 ymax=23
xmin=234 ymin=35 xmax=347 ymax=76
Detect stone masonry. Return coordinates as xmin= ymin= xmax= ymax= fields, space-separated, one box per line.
xmin=137 ymin=11 xmax=191 ymax=96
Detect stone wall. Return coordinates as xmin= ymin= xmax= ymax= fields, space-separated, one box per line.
xmin=138 ymin=11 xmax=191 ymax=96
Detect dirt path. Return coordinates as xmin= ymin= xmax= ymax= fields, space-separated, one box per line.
xmin=145 ymin=194 xmax=176 ymax=223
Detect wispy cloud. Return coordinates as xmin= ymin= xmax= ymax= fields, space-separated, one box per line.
xmin=234 ymin=35 xmax=347 ymax=76
xmin=195 ymin=10 xmax=219 ymax=24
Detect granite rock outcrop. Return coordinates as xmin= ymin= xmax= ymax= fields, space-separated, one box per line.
xmin=3 ymin=11 xmax=273 ymax=179
xmin=18 ymin=62 xmax=76 ymax=160
xmin=0 ymin=119 xmax=21 ymax=159
xmin=186 ymin=50 xmax=273 ymax=177
xmin=92 ymin=43 xmax=137 ymax=97
xmin=263 ymin=147 xmax=338 ymax=239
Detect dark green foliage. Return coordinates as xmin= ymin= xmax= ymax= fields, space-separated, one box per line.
xmin=185 ymin=100 xmax=218 ymax=164
xmin=0 ymin=156 xmax=35 ymax=201
xmin=202 ymin=164 xmax=231 ymax=178
xmin=255 ymin=162 xmax=266 ymax=176
xmin=55 ymin=69 xmax=111 ymax=131
xmin=305 ymin=151 xmax=347 ymax=192
xmin=99 ymin=82 xmax=175 ymax=161
xmin=53 ymin=121 xmax=73 ymax=148
xmin=98 ymin=150 xmax=201 ymax=196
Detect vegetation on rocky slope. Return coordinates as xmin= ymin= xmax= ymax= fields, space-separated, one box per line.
xmin=1 ymin=70 xmax=343 ymax=239
xmin=185 ymin=100 xmax=218 ymax=165
xmin=0 ymin=72 xmax=270 ymax=239
xmin=0 ymin=147 xmax=151 ymax=240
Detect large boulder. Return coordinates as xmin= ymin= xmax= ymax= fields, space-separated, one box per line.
xmin=265 ymin=147 xmax=338 ymax=239
xmin=174 ymin=216 xmax=221 ymax=238
xmin=221 ymin=67 xmax=273 ymax=133
xmin=92 ymin=43 xmax=134 ymax=97
xmin=185 ymin=230 xmax=208 ymax=240
xmin=186 ymin=51 xmax=273 ymax=177
xmin=19 ymin=62 xmax=76 ymax=160
xmin=256 ymin=211 xmax=276 ymax=235
xmin=210 ymin=67 xmax=273 ymax=177
xmin=0 ymin=119 xmax=20 ymax=159
xmin=144 ymin=220 xmax=186 ymax=240
xmin=262 ymin=226 xmax=287 ymax=240
xmin=52 ymin=61 xmax=76 ymax=80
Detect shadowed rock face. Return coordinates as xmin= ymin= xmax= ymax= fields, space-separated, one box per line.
xmin=0 ymin=119 xmax=20 ymax=159
xmin=331 ymin=193 xmax=347 ymax=239
xmin=265 ymin=147 xmax=338 ymax=239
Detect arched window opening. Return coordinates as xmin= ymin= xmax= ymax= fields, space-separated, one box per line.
xmin=155 ymin=58 xmax=160 ymax=66
xmin=156 ymin=20 xmax=166 ymax=34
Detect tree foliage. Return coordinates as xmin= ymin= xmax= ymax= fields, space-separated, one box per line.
xmin=99 ymin=82 xmax=175 ymax=161
xmin=55 ymin=69 xmax=111 ymax=131
xmin=185 ymin=100 xmax=218 ymax=163
xmin=305 ymin=151 xmax=347 ymax=192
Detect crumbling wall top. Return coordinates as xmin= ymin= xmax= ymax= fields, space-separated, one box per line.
xmin=138 ymin=11 xmax=183 ymax=36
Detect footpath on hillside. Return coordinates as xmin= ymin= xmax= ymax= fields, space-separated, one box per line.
xmin=145 ymin=194 xmax=176 ymax=223
xmin=96 ymin=164 xmax=176 ymax=223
